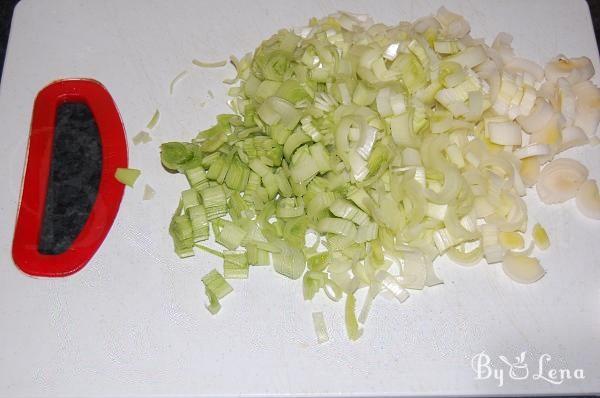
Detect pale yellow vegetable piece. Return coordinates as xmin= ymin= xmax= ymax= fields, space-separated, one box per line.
xmin=576 ymin=180 xmax=600 ymax=220
xmin=143 ymin=184 xmax=156 ymax=200
xmin=499 ymin=231 xmax=525 ymax=250
xmin=520 ymin=157 xmax=540 ymax=187
xmin=502 ymin=253 xmax=545 ymax=284
xmin=132 ymin=131 xmax=152 ymax=145
xmin=532 ymin=223 xmax=550 ymax=250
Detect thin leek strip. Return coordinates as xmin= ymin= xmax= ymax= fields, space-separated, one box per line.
xmin=195 ymin=244 xmax=224 ymax=258
xmin=358 ymin=284 xmax=378 ymax=324
xmin=344 ymin=293 xmax=363 ymax=341
xmin=312 ymin=312 xmax=329 ymax=344
xmin=143 ymin=184 xmax=156 ymax=200
xmin=146 ymin=110 xmax=160 ymax=130
xmin=169 ymin=70 xmax=188 ymax=95
xmin=192 ymin=59 xmax=228 ymax=68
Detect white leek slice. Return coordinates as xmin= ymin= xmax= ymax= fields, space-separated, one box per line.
xmin=545 ymin=55 xmax=594 ymax=84
xmin=505 ymin=57 xmax=544 ymax=81
xmin=516 ymin=98 xmax=554 ymax=134
xmin=560 ymin=126 xmax=589 ymax=152
xmin=435 ymin=7 xmax=470 ymax=39
xmin=576 ymin=180 xmax=600 ymax=219
xmin=536 ymin=158 xmax=588 ymax=204
xmin=401 ymin=252 xmax=427 ymax=290
xmin=532 ymin=223 xmax=550 ymax=250
xmin=447 ymin=242 xmax=483 ymax=266
xmin=487 ymin=120 xmax=522 ymax=146
xmin=502 ymin=253 xmax=545 ymax=284
xmin=514 ymin=144 xmax=551 ymax=159
xmin=499 ymin=231 xmax=525 ymax=250
xmin=481 ymin=224 xmax=504 ymax=264
xmin=192 ymin=59 xmax=228 ymax=68
xmin=376 ymin=270 xmax=410 ymax=302
xmin=520 ymin=157 xmax=540 ymax=187
xmin=557 ymin=78 xmax=576 ymax=126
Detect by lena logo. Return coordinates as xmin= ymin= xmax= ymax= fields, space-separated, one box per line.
xmin=471 ymin=351 xmax=585 ymax=387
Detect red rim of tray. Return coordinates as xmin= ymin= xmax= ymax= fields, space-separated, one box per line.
xmin=12 ymin=79 xmax=128 ymax=277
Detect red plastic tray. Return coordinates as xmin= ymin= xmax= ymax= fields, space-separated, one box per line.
xmin=12 ymin=79 xmax=128 ymax=277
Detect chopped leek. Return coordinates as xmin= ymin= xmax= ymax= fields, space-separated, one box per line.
xmin=115 ymin=168 xmax=141 ymax=187
xmin=223 ymin=250 xmax=249 ymax=279
xmin=192 ymin=59 xmax=228 ymax=68
xmin=143 ymin=184 xmax=156 ymax=200
xmin=133 ymin=131 xmax=152 ymax=145
xmin=158 ymin=8 xmax=600 ymax=339
xmin=170 ymin=70 xmax=188 ymax=95
xmin=344 ymin=293 xmax=363 ymax=341
xmin=532 ymin=223 xmax=550 ymax=250
xmin=146 ymin=110 xmax=160 ymax=130
xmin=312 ymin=311 xmax=329 ymax=344
xmin=202 ymin=269 xmax=233 ymax=314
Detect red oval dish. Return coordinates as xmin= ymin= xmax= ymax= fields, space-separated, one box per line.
xmin=12 ymin=79 xmax=128 ymax=277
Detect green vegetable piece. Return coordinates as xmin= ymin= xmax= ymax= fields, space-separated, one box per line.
xmin=114 ymin=168 xmax=141 ymax=187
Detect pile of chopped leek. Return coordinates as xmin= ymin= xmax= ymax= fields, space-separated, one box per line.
xmin=160 ymin=8 xmax=600 ymax=341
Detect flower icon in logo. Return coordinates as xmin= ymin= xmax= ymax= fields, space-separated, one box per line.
xmin=499 ymin=351 xmax=529 ymax=380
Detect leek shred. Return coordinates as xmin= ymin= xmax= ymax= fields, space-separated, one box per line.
xmin=160 ymin=8 xmax=600 ymax=339
xmin=192 ymin=59 xmax=228 ymax=68
xmin=170 ymin=70 xmax=188 ymax=95
xmin=312 ymin=312 xmax=330 ymax=344
xmin=133 ymin=131 xmax=152 ymax=145
xmin=345 ymin=293 xmax=363 ymax=341
xmin=146 ymin=110 xmax=160 ymax=130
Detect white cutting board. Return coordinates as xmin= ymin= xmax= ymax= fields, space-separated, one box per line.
xmin=1 ymin=0 xmax=599 ymax=396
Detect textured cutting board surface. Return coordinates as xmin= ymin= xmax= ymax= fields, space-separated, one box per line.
xmin=1 ymin=0 xmax=600 ymax=396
